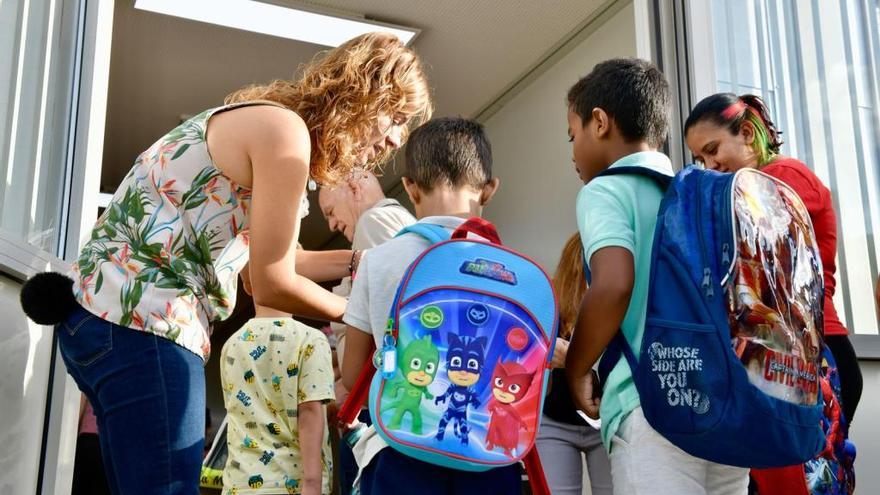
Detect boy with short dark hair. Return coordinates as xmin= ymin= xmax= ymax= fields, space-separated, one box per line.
xmin=564 ymin=58 xmax=748 ymax=494
xmin=340 ymin=117 xmax=517 ymax=495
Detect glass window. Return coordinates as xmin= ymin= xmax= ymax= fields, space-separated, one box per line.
xmin=0 ymin=0 xmax=77 ymax=255
xmin=707 ymin=0 xmax=880 ymax=335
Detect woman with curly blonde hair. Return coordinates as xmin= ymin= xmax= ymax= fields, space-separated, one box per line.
xmin=537 ymin=233 xmax=613 ymax=495
xmin=20 ymin=32 xmax=431 ymax=495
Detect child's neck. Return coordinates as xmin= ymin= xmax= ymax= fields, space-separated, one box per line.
xmin=604 ymin=141 xmax=657 ymax=166
xmin=415 ymin=189 xmax=482 ymax=220
xmin=254 ymin=305 xmax=291 ymax=319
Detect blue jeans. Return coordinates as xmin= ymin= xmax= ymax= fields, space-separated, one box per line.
xmin=57 ymin=304 xmax=205 ymax=495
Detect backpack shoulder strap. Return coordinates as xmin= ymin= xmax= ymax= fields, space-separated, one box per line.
xmin=395 ymin=223 xmax=451 ymax=244
xmin=451 ymin=217 xmax=502 ymax=244
xmin=339 ymin=224 xmax=450 ymax=427
xmin=583 ymin=248 xmax=640 ymax=385
xmin=597 ymin=166 xmax=673 ymax=190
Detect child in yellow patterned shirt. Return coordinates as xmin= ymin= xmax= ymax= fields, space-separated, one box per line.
xmin=221 ymin=271 xmax=335 ymax=495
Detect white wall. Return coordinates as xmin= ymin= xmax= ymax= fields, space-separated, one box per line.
xmin=482 ymin=2 xmax=637 ymax=273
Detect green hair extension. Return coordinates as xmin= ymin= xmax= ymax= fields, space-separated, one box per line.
xmin=746 ymin=111 xmax=776 ymax=166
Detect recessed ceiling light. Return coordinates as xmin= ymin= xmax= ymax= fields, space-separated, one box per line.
xmin=134 ymin=0 xmax=419 ymax=47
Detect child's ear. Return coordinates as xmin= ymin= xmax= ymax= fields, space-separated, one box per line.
xmin=592 ymin=107 xmax=611 ymax=139
xmin=479 ymin=178 xmax=500 ymax=206
xmin=402 ymin=177 xmax=421 ymax=205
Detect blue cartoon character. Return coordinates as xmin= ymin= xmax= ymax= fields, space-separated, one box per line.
xmin=434 ymin=335 xmax=487 ymax=445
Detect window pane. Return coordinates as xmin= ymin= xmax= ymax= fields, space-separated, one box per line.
xmin=709 ymin=0 xmax=880 ymax=335
xmin=0 ymin=0 xmax=75 ymax=254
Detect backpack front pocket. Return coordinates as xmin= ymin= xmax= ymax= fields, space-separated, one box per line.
xmin=637 ymin=317 xmax=729 ymax=436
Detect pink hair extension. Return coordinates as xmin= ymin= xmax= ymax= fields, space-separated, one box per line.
xmin=721 ymin=99 xmax=747 ymax=120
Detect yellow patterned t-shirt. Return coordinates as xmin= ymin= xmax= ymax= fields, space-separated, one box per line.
xmin=221 ymin=318 xmax=334 ymax=494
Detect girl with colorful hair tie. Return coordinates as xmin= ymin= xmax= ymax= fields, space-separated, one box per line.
xmin=685 ymin=92 xmax=861 ymax=495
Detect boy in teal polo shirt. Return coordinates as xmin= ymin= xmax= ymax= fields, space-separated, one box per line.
xmin=563 ymin=58 xmax=748 ymax=494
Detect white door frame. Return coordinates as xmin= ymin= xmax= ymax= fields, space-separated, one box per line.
xmin=0 ymin=0 xmax=113 ymax=493
xmin=40 ymin=0 xmax=114 ymax=493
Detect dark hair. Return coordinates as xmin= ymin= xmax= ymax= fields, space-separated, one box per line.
xmin=684 ymin=93 xmax=783 ymax=165
xmin=404 ymin=117 xmax=493 ymax=191
xmin=567 ymin=58 xmax=670 ymax=148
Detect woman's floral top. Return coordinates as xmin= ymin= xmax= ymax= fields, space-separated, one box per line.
xmin=71 ymin=101 xmax=290 ymax=361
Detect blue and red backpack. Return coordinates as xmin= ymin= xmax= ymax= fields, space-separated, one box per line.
xmin=803 ymin=346 xmax=856 ymax=494
xmin=339 ymin=218 xmax=557 ymax=494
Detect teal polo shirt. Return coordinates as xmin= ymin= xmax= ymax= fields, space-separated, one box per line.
xmin=575 ymin=151 xmax=674 ymax=451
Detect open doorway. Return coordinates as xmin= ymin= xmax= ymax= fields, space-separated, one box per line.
xmin=73 ymin=1 xmax=625 ymax=494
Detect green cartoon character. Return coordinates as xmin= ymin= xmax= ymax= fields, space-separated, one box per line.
xmin=384 ymin=335 xmax=439 ymax=434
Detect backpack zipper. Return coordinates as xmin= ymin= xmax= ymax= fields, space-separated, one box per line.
xmin=695 ymin=173 xmax=714 ymax=299
xmin=719 ymin=171 xmax=742 ymax=288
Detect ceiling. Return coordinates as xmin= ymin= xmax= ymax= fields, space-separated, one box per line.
xmin=102 ymin=0 xmax=607 ymax=248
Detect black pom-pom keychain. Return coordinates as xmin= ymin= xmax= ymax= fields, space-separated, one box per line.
xmin=19 ymin=272 xmax=78 ymax=325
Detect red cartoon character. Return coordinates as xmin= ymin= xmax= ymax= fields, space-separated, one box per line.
xmin=485 ymin=360 xmax=534 ymax=457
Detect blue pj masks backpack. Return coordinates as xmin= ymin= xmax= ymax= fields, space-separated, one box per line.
xmin=339 ymin=218 xmax=556 ymax=492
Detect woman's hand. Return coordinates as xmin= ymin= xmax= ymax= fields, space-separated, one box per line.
xmin=550 ymin=338 xmax=569 ymax=369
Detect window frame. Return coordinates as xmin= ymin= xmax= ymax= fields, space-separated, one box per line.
xmin=676 ymin=0 xmax=880 ymax=359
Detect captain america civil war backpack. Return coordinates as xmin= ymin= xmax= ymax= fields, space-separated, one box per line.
xmin=595 ymin=166 xmax=825 ymax=468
